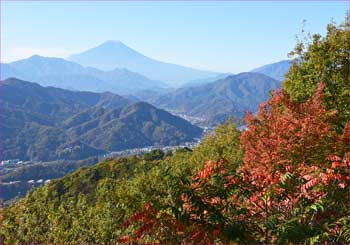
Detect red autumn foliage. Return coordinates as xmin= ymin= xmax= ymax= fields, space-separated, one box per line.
xmin=239 ymin=83 xmax=350 ymax=242
xmin=121 ymin=203 xmax=158 ymax=242
xmin=241 ymin=82 xmax=336 ymax=171
xmin=122 ymin=83 xmax=350 ymax=243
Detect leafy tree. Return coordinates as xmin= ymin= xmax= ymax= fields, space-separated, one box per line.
xmin=240 ymin=83 xmax=350 ymax=243
xmin=190 ymin=118 xmax=242 ymax=167
xmin=284 ymin=14 xmax=350 ymax=128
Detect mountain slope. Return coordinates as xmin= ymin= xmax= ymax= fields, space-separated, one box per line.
xmin=251 ymin=60 xmax=291 ymax=81
xmin=3 ymin=55 xmax=165 ymax=94
xmin=64 ymin=102 xmax=202 ymax=151
xmin=69 ymin=40 xmax=220 ymax=86
xmin=1 ymin=63 xmax=24 ymax=79
xmin=2 ymin=78 xmax=202 ymax=161
xmin=149 ymin=72 xmax=281 ymax=125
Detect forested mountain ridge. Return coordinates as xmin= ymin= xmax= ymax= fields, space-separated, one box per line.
xmin=1 ymin=78 xmax=202 ymax=161
xmin=149 ymin=72 xmax=281 ymax=125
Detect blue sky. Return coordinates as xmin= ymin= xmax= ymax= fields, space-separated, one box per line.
xmin=2 ymin=1 xmax=348 ymax=73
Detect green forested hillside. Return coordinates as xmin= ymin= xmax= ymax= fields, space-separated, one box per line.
xmin=0 ymin=121 xmax=241 ymax=243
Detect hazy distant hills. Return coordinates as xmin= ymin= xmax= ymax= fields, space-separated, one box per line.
xmin=1 ymin=55 xmax=166 ymax=94
xmin=2 ymin=78 xmax=202 ymax=161
xmin=1 ymin=63 xmax=25 ymax=78
xmin=1 ymin=41 xmax=290 ymax=93
xmin=182 ymin=73 xmax=233 ymax=88
xmin=148 ymin=72 xmax=281 ymax=125
xmin=69 ymin=40 xmax=220 ymax=86
xmin=251 ymin=60 xmax=291 ymax=81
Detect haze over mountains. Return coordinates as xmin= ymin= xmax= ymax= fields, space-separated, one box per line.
xmin=2 ymin=78 xmax=202 ymax=162
xmin=181 ymin=73 xmax=233 ymax=88
xmin=1 ymin=55 xmax=166 ymax=94
xmin=2 ymin=40 xmax=290 ymax=93
xmin=68 ymin=40 xmax=220 ymax=86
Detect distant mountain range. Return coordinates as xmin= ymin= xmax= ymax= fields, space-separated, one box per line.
xmin=147 ymin=72 xmax=281 ymax=126
xmin=1 ymin=55 xmax=167 ymax=94
xmin=2 ymin=78 xmax=202 ymax=161
xmin=69 ymin=40 xmax=220 ymax=86
xmin=1 ymin=41 xmax=292 ymax=130
xmin=2 ymin=41 xmax=291 ymax=94
xmin=251 ymin=60 xmax=291 ymax=81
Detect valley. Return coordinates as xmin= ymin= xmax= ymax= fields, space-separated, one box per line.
xmin=1 ymin=137 xmax=200 ymax=202
xmin=0 ymin=49 xmax=289 ymax=203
